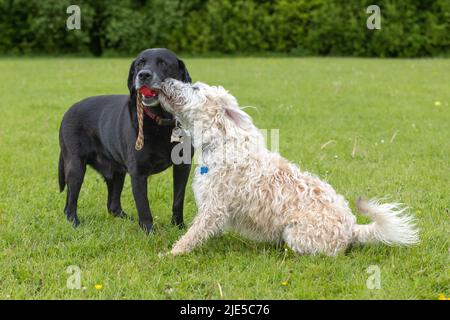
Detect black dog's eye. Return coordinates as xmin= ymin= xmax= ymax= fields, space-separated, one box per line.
xmin=137 ymin=59 xmax=145 ymax=68
xmin=157 ymin=59 xmax=167 ymax=68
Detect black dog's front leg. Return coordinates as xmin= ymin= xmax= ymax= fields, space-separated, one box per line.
xmin=172 ymin=162 xmax=191 ymax=228
xmin=131 ymin=174 xmax=153 ymax=233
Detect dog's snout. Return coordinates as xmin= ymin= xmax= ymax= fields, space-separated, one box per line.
xmin=161 ymin=79 xmax=173 ymax=92
xmin=163 ymin=78 xmax=173 ymax=85
xmin=138 ymin=70 xmax=152 ymax=81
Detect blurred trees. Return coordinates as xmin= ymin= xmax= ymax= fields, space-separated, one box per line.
xmin=0 ymin=0 xmax=448 ymax=57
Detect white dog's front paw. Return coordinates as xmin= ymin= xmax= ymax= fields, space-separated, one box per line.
xmin=158 ymin=251 xmax=169 ymax=259
xmin=171 ymin=244 xmax=190 ymax=256
xmin=170 ymin=249 xmax=183 ymax=256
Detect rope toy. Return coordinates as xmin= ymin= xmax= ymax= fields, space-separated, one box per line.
xmin=134 ymin=88 xmax=177 ymax=151
xmin=135 ymin=93 xmax=145 ymax=151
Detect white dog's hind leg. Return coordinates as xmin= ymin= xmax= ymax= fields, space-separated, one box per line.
xmin=282 ymin=221 xmax=346 ymax=256
xmin=171 ymin=207 xmax=228 ymax=256
xmin=282 ymin=222 xmax=321 ymax=256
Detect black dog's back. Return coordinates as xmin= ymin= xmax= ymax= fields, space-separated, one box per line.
xmin=61 ymin=94 xmax=129 ymax=141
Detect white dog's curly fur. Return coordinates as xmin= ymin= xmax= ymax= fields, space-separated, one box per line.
xmin=159 ymin=79 xmax=419 ymax=256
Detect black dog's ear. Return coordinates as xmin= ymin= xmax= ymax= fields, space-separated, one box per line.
xmin=127 ymin=58 xmax=138 ymax=130
xmin=127 ymin=59 xmax=136 ymax=92
xmin=178 ymin=58 xmax=191 ymax=83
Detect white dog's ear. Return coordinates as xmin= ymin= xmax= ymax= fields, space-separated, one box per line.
xmin=224 ymin=106 xmax=252 ymax=129
xmin=214 ymin=86 xmax=252 ymax=130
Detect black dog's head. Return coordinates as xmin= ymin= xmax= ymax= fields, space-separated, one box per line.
xmin=127 ymin=48 xmax=191 ymax=107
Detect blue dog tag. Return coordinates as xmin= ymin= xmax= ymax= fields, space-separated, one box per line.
xmin=200 ymin=166 xmax=209 ymax=175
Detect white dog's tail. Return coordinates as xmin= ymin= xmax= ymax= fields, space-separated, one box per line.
xmin=352 ymin=198 xmax=419 ymax=246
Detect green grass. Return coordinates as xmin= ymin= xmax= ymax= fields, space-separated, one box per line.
xmin=0 ymin=57 xmax=448 ymax=299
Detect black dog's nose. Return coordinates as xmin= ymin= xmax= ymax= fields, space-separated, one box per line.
xmin=138 ymin=70 xmax=152 ymax=81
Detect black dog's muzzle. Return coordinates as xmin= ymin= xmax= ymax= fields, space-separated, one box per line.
xmin=136 ymin=70 xmax=161 ymax=90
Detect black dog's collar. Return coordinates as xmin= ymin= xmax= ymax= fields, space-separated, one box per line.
xmin=142 ymin=106 xmax=176 ymax=126
xmin=136 ymin=92 xmax=175 ymax=126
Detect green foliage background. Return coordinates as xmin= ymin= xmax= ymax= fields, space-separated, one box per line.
xmin=0 ymin=0 xmax=449 ymax=56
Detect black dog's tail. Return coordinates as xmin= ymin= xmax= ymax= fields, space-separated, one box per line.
xmin=58 ymin=152 xmax=66 ymax=192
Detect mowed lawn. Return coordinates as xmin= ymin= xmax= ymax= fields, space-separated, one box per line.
xmin=0 ymin=57 xmax=448 ymax=299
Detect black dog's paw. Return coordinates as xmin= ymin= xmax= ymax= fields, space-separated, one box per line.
xmin=139 ymin=220 xmax=153 ymax=234
xmin=171 ymin=213 xmax=185 ymax=229
xmin=66 ymin=214 xmax=80 ymax=228
xmin=171 ymin=218 xmax=185 ymax=229
xmin=110 ymin=209 xmax=129 ymax=219
xmin=177 ymin=222 xmax=186 ymax=229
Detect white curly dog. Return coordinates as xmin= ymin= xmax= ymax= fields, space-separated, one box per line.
xmin=159 ymin=79 xmax=419 ymax=256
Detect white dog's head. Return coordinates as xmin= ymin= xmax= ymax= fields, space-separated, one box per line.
xmin=159 ymin=78 xmax=253 ymax=133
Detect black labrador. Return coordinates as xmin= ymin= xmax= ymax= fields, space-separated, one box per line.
xmin=58 ymin=48 xmax=193 ymax=233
